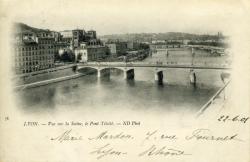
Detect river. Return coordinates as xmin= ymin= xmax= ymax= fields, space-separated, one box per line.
xmin=15 ymin=48 xmax=230 ymax=116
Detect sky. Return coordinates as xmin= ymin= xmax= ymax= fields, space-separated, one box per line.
xmin=2 ymin=0 xmax=248 ymax=36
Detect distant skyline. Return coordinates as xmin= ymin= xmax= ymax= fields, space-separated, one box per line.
xmin=15 ymin=22 xmax=223 ymax=36
xmin=6 ymin=0 xmax=243 ymax=36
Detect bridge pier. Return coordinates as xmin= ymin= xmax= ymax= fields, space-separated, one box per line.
xmin=97 ymin=70 xmax=101 ymax=78
xmin=97 ymin=69 xmax=110 ymax=78
xmin=124 ymin=69 xmax=135 ymax=80
xmin=189 ymin=69 xmax=196 ymax=86
xmin=155 ymin=70 xmax=164 ymax=84
xmin=191 ymin=47 xmax=194 ymax=54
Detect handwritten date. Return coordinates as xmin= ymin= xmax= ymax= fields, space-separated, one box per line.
xmin=218 ymin=115 xmax=249 ymax=123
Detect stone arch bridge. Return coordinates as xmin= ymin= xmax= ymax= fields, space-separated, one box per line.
xmin=77 ymin=62 xmax=231 ymax=84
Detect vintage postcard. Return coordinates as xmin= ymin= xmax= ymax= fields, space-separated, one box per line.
xmin=0 ymin=0 xmax=249 ymax=162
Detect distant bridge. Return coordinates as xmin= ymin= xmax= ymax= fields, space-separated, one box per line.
xmin=152 ymin=45 xmax=226 ymax=55
xmin=77 ymin=62 xmax=231 ymax=83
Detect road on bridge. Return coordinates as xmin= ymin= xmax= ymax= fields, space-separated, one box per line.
xmin=77 ymin=62 xmax=231 ymax=70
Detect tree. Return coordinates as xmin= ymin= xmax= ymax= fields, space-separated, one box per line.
xmin=59 ymin=49 xmax=75 ymax=62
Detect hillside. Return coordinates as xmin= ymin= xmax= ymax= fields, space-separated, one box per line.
xmin=13 ymin=22 xmax=49 ymax=33
xmin=100 ymin=32 xmax=219 ymax=42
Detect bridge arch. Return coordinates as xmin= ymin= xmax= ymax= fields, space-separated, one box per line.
xmin=77 ymin=66 xmax=99 ymax=74
xmin=77 ymin=66 xmax=99 ymax=71
xmin=77 ymin=66 xmax=135 ymax=79
xmin=98 ymin=67 xmax=135 ymax=79
xmin=78 ymin=66 xmax=127 ymax=72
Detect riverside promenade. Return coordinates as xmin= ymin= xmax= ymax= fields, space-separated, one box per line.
xmin=14 ymin=72 xmax=85 ymax=90
xmin=13 ymin=64 xmax=83 ymax=90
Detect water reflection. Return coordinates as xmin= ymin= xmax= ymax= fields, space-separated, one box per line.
xmin=16 ymin=71 xmax=218 ymax=115
xmin=126 ymin=79 xmax=136 ymax=87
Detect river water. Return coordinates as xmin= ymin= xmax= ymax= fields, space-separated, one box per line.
xmin=16 ymin=48 xmax=230 ymax=116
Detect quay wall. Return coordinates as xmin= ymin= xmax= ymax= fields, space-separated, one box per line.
xmin=13 ymin=64 xmax=77 ymax=85
xmin=14 ymin=69 xmax=96 ymax=90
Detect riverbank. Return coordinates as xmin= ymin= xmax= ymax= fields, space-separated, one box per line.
xmin=13 ymin=64 xmax=97 ymax=90
xmin=13 ymin=64 xmax=77 ymax=85
xmin=14 ymin=71 xmax=95 ymax=90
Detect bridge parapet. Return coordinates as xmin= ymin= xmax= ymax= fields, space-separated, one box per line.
xmin=77 ymin=61 xmax=231 ymax=70
xmin=187 ymin=45 xmax=225 ymax=50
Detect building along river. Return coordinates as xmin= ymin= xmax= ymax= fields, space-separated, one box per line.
xmin=15 ymin=48 xmax=231 ymax=116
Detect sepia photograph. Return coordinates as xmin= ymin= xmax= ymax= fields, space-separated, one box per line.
xmin=11 ymin=7 xmax=231 ymax=117
xmin=0 ymin=0 xmax=249 ymax=162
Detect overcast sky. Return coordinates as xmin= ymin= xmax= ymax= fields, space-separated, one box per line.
xmin=3 ymin=0 xmax=247 ymax=36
